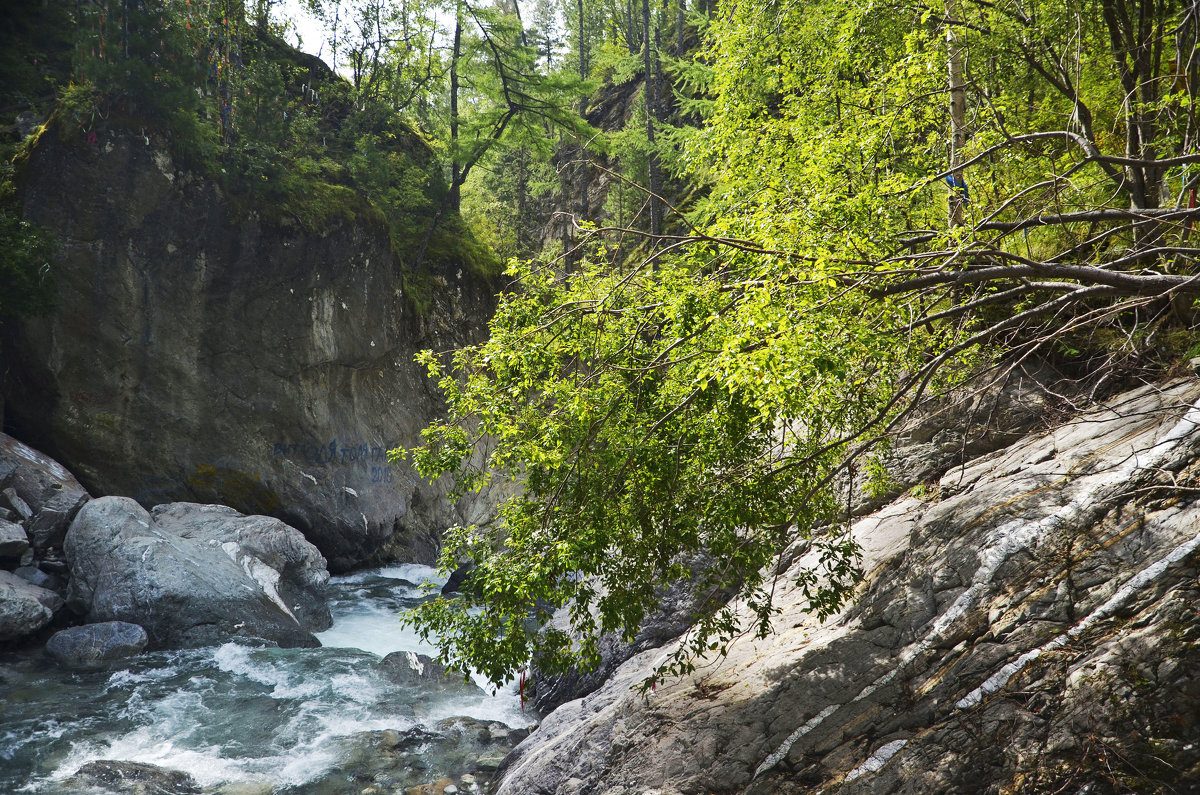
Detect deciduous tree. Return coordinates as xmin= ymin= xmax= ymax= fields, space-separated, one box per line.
xmin=402 ymin=0 xmax=1200 ymax=688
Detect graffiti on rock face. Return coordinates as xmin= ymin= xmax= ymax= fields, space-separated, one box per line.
xmin=272 ymin=439 xmax=398 ymax=483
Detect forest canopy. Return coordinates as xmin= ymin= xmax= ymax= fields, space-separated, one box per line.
xmin=400 ymin=0 xmax=1200 ymax=685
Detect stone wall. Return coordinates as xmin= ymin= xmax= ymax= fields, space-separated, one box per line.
xmin=1 ymin=127 xmax=497 ymax=571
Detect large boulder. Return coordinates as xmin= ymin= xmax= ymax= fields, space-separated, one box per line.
xmin=150 ymin=502 xmax=331 ymax=631
xmin=0 ymin=569 xmax=62 ymax=641
xmin=493 ymin=379 xmax=1200 ymax=794
xmin=0 ymin=432 xmax=90 ymax=553
xmin=64 ymin=496 xmax=329 ymax=648
xmin=45 ymin=621 xmax=149 ymax=668
xmin=2 ymin=128 xmax=497 ymax=571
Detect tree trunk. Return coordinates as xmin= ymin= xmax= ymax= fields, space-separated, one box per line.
xmin=627 ymin=0 xmax=638 ymax=54
xmin=676 ymin=0 xmax=684 ymax=55
xmin=449 ymin=1 xmax=463 ymax=215
xmin=579 ymin=0 xmax=590 ymax=219
xmin=643 ymin=0 xmax=662 ymax=238
xmin=946 ymin=0 xmax=967 ymax=228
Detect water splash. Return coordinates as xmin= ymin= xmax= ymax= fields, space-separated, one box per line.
xmin=2 ymin=565 xmax=529 ymax=794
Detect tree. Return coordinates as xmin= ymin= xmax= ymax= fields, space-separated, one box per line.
xmin=303 ymin=0 xmax=443 ymax=114
xmin=412 ymin=0 xmax=591 ymax=265
xmin=640 ymin=0 xmax=663 ymax=237
xmin=402 ymin=0 xmax=1200 ymax=689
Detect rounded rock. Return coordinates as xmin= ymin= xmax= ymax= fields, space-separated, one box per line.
xmin=45 ymin=621 xmax=149 ymax=668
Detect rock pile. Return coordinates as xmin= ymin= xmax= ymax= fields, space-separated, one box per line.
xmin=0 ymin=432 xmax=331 ymax=656
xmin=0 ymin=433 xmax=88 ymax=641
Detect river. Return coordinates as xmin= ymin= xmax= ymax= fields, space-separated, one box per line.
xmin=0 ymin=565 xmax=532 ymax=794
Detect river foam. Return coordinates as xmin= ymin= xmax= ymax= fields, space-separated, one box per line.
xmin=2 ymin=564 xmax=529 ymax=794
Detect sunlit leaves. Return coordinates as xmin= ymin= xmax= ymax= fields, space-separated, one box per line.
xmin=401 ymin=234 xmax=930 ymax=684
xmin=397 ymin=0 xmax=1197 ymax=689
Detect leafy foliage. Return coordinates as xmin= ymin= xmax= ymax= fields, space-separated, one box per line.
xmin=404 ymin=239 xmax=952 ymax=684
xmin=0 ymin=182 xmax=56 ymax=319
xmin=402 ymin=0 xmax=1200 ymax=689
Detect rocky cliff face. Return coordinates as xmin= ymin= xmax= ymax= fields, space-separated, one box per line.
xmin=496 ymin=378 xmax=1200 ymax=793
xmin=1 ymin=127 xmax=496 ymax=571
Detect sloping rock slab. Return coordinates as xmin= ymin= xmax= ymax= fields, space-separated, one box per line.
xmin=0 ymin=569 xmax=62 ymax=641
xmin=46 ymin=621 xmax=148 ymax=668
xmin=493 ymin=379 xmax=1200 ymax=794
xmin=64 ymin=496 xmax=327 ymax=649
xmin=0 ymin=432 xmax=90 ymax=552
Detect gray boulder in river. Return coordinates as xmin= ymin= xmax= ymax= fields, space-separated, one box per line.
xmin=0 ymin=432 xmax=90 ymax=555
xmin=65 ymin=496 xmax=330 ymax=648
xmin=65 ymin=760 xmax=200 ymax=795
xmin=1 ymin=128 xmax=498 ymax=571
xmin=45 ymin=621 xmax=149 ymax=668
xmin=150 ymin=501 xmax=332 ymax=632
xmin=379 ymin=650 xmax=486 ymax=696
xmin=0 ymin=569 xmax=62 ymax=641
xmin=495 ymin=378 xmax=1200 ymax=794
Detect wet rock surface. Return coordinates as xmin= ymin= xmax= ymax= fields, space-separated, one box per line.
xmin=45 ymin=621 xmax=149 ymax=668
xmin=65 ymin=496 xmax=328 ymax=648
xmin=341 ymin=718 xmax=533 ymax=795
xmin=381 ymin=651 xmax=486 ymax=695
xmin=0 ymin=568 xmax=61 ymax=640
xmin=495 ymin=379 xmax=1200 ymax=794
xmin=3 ymin=128 xmax=498 ymax=571
xmin=65 ymin=760 xmax=200 ymax=795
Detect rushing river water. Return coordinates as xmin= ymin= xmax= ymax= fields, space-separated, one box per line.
xmin=0 ymin=565 xmax=532 ymax=794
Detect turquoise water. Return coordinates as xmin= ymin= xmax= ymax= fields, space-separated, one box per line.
xmin=0 ymin=565 xmax=531 ymax=793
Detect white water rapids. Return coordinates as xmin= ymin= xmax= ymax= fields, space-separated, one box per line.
xmin=0 ymin=565 xmax=530 ymax=794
